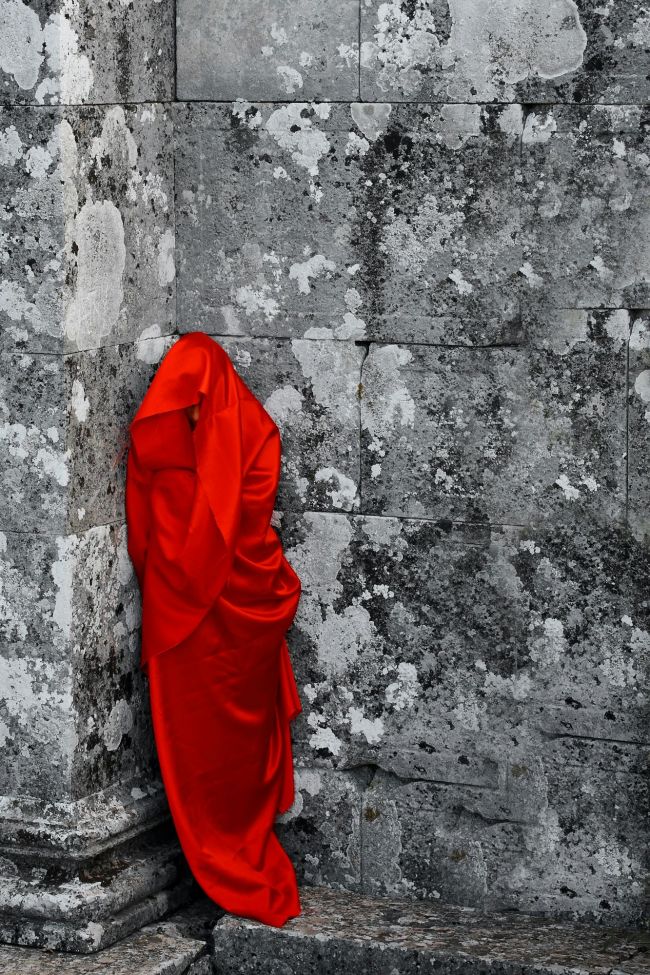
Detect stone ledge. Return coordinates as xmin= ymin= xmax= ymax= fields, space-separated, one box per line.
xmin=211 ymin=886 xmax=650 ymax=975
xmin=0 ymin=927 xmax=207 ymax=975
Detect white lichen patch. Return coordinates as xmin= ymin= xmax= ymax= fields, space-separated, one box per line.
xmin=70 ymin=378 xmax=90 ymax=422
xmin=351 ymin=102 xmax=392 ymax=142
xmin=266 ymin=104 xmax=331 ymax=176
xmin=264 ymin=384 xmax=304 ymax=428
xmin=385 ymin=661 xmax=421 ymax=711
xmin=288 ymin=254 xmax=336 ymax=294
xmin=64 ymin=200 xmax=126 ymax=349
xmin=383 ymin=193 xmax=466 ymax=274
xmin=103 ymin=699 xmax=134 ymax=751
xmin=348 ymin=705 xmax=384 ymax=744
xmin=315 ymin=467 xmax=359 ymax=510
xmin=291 ymin=339 xmax=361 ymax=425
xmin=135 ymin=323 xmax=167 ymax=364
xmin=361 ymin=345 xmax=415 ymax=444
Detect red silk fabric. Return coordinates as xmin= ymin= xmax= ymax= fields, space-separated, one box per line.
xmin=125 ymin=331 xmax=303 ymax=926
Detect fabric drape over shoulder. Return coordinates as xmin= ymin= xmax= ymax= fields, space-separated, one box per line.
xmin=125 ymin=331 xmax=303 ymax=927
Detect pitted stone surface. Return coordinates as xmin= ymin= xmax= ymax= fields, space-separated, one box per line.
xmin=276 ymin=767 xmax=363 ymax=889
xmin=0 ymin=522 xmax=153 ymax=799
xmin=351 ymin=102 xmax=524 ymax=345
xmin=175 ymin=101 xmax=361 ymax=340
xmin=0 ymin=105 xmax=175 ymax=354
xmin=211 ymin=885 xmax=650 ymax=975
xmin=220 ymin=336 xmax=363 ymax=512
xmin=520 ymin=105 xmax=650 ymax=313
xmin=360 ymin=0 xmax=650 ymax=104
xmin=359 ymin=311 xmax=627 ymax=523
xmin=629 ymin=313 xmax=650 ymax=543
xmin=0 ymin=336 xmax=172 ymax=533
xmin=279 ymin=511 xmax=649 ymax=920
xmin=0 ymin=925 xmax=205 ymax=971
xmin=175 ymin=101 xmax=523 ymax=346
xmin=177 ymin=0 xmax=359 ymax=100
xmin=0 ymin=0 xmax=173 ymax=105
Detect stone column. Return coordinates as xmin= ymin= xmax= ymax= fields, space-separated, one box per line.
xmin=0 ymin=0 xmax=195 ymax=952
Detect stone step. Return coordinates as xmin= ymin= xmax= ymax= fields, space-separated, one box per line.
xmin=211 ymin=885 xmax=650 ymax=975
xmin=0 ymin=927 xmax=208 ymax=975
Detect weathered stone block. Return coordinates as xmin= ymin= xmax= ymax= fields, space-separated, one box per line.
xmin=0 ymin=0 xmax=173 ymax=106
xmin=629 ymin=313 xmax=650 ymax=543
xmin=277 ymin=766 xmax=363 ymax=889
xmin=175 ymin=101 xmax=361 ymax=340
xmin=0 ymin=104 xmax=175 ymax=353
xmin=360 ymin=742 xmax=649 ymax=925
xmin=0 ymin=336 xmax=172 ymax=534
xmin=0 ymin=522 xmax=154 ymax=801
xmin=220 ymin=336 xmax=363 ymax=512
xmin=351 ymin=102 xmax=524 ymax=345
xmin=175 ymin=101 xmax=524 ymax=346
xmin=360 ymin=1 xmax=650 ymax=104
xmin=281 ymin=512 xmax=648 ymax=772
xmin=177 ymin=0 xmax=359 ymax=101
xmin=210 ymin=885 xmax=650 ymax=975
xmin=521 ymin=105 xmax=650 ymax=313
xmin=360 ymin=313 xmax=627 ymax=524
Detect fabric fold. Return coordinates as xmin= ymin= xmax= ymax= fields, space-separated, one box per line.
xmin=125 ymin=331 xmax=303 ymax=927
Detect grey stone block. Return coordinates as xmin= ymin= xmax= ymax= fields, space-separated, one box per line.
xmin=351 ymin=102 xmax=524 ymax=345
xmin=0 ymin=908 xmax=206 ymax=964
xmin=0 ymin=0 xmax=173 ymax=106
xmin=0 ymin=105 xmax=175 ymax=353
xmin=0 ymin=522 xmax=154 ymax=800
xmin=360 ymin=0 xmax=650 ymax=104
xmin=360 ymin=315 xmax=627 ymax=523
xmin=360 ymin=749 xmax=649 ymax=925
xmin=175 ymin=101 xmax=360 ymax=340
xmin=220 ymin=336 xmax=363 ymax=513
xmin=177 ymin=0 xmax=359 ymax=101
xmin=175 ymin=101 xmax=523 ymax=346
xmin=282 ymin=512 xmax=648 ymax=762
xmin=0 ymin=337 xmax=173 ymax=533
xmin=276 ymin=766 xmax=363 ymax=889
xmin=521 ymin=105 xmax=650 ymax=313
xmin=210 ymin=884 xmax=650 ymax=975
xmin=629 ymin=313 xmax=650 ymax=543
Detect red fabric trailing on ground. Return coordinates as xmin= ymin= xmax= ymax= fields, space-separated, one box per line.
xmin=125 ymin=331 xmax=303 ymax=927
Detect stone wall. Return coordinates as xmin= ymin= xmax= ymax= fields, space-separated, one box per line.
xmin=1 ymin=0 xmax=648 ymax=945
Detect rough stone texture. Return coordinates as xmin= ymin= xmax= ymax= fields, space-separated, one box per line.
xmin=175 ymin=101 xmax=524 ymax=346
xmin=629 ymin=313 xmax=650 ymax=543
xmin=211 ymin=886 xmax=650 ymax=975
xmin=359 ymin=311 xmax=628 ymax=523
xmin=277 ymin=510 xmax=649 ymax=923
xmin=219 ymin=337 xmax=363 ymax=513
xmin=177 ymin=0 xmax=359 ymax=101
xmin=360 ymin=0 xmax=650 ymax=104
xmin=520 ymin=105 xmax=650 ymax=314
xmin=0 ymin=0 xmax=173 ymax=106
xmin=276 ymin=767 xmax=365 ymax=890
xmin=0 ymin=105 xmax=175 ymax=354
xmin=0 ymin=923 xmax=206 ymax=971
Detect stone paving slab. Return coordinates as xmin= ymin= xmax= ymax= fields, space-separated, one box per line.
xmin=0 ymin=925 xmax=205 ymax=972
xmin=0 ymin=0 xmax=173 ymax=106
xmin=211 ymin=885 xmax=650 ymax=975
xmin=0 ymin=104 xmax=175 ymax=354
xmin=177 ymin=0 xmax=359 ymax=100
xmin=360 ymin=0 xmax=650 ymax=104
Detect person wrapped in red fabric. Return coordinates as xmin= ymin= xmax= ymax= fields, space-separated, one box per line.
xmin=125 ymin=331 xmax=303 ymax=927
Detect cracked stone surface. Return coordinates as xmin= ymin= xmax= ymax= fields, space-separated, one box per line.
xmin=211 ymin=885 xmax=650 ymax=975
xmin=177 ymin=0 xmax=359 ymax=100
xmin=360 ymin=0 xmax=650 ymax=104
xmin=0 ymin=104 xmax=175 ymax=354
xmin=0 ymin=0 xmax=173 ymax=105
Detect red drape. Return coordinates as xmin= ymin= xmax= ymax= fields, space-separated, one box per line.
xmin=125 ymin=331 xmax=303 ymax=926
